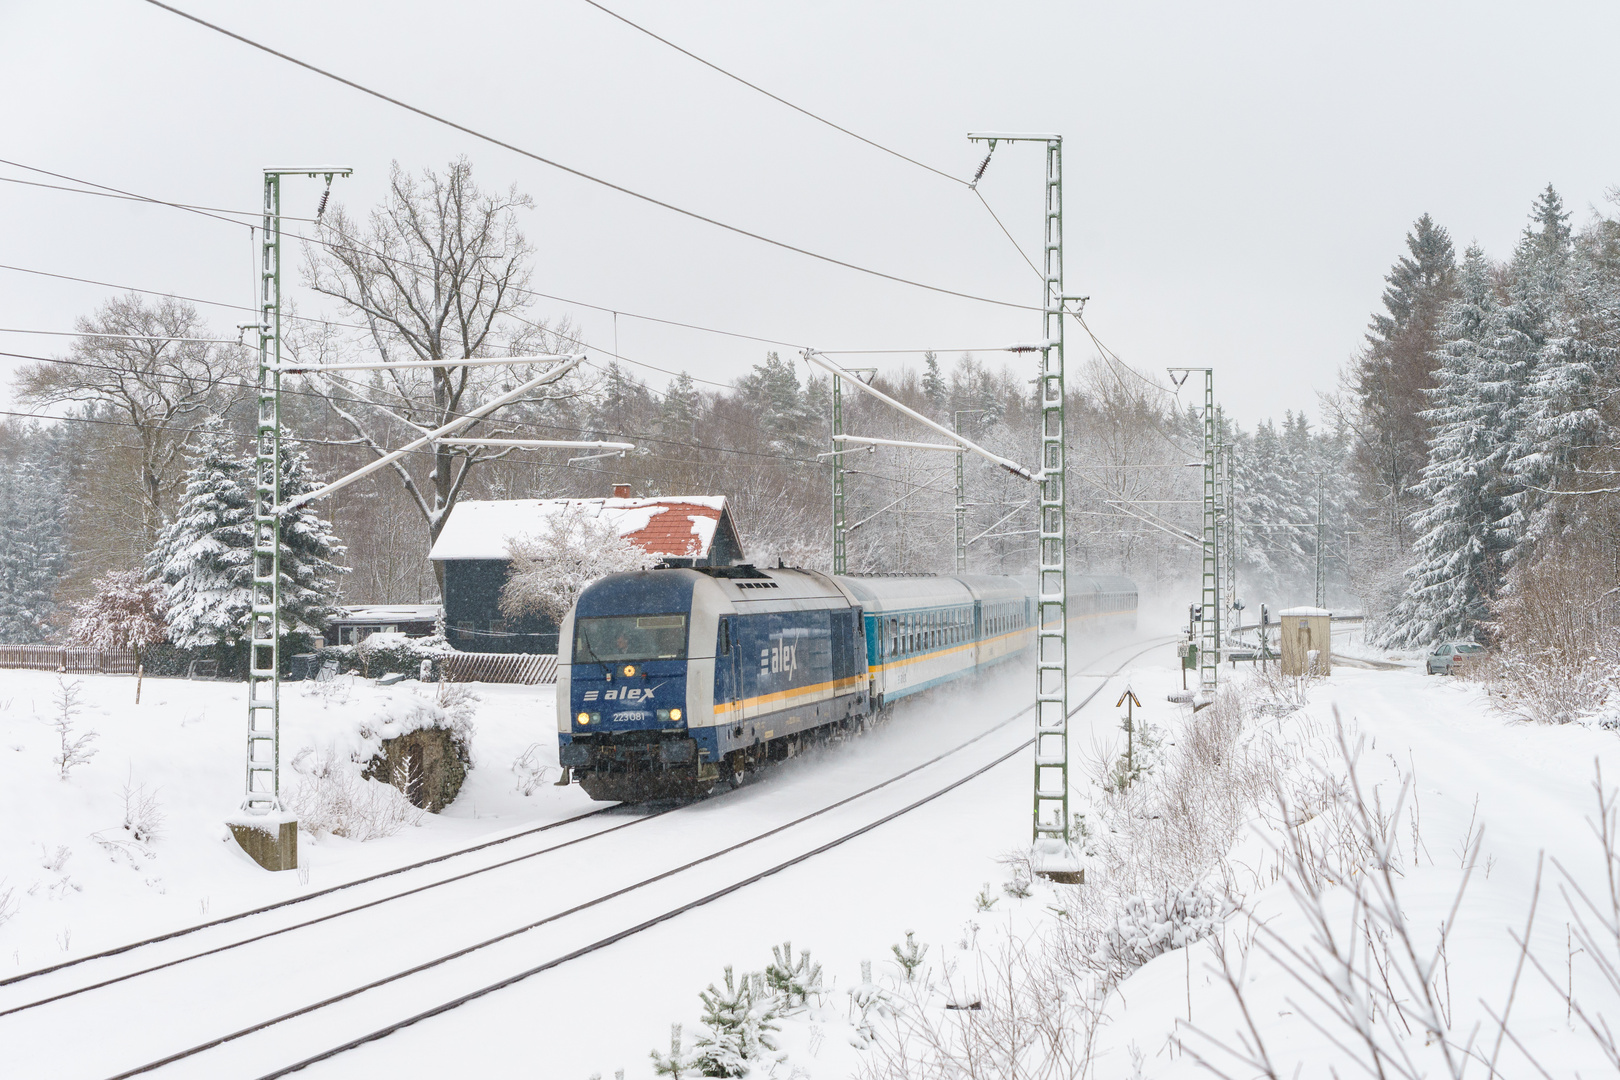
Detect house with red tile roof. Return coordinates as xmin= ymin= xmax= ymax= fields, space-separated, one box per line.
xmin=428 ymin=487 xmax=745 ymax=653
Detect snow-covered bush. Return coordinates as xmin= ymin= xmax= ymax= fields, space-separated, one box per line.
xmin=64 ymin=571 xmax=165 ymax=660
xmin=1089 ymin=882 xmax=1229 ymax=985
xmin=1476 ymin=537 xmax=1620 ymax=724
xmin=499 ymin=502 xmax=647 ymax=625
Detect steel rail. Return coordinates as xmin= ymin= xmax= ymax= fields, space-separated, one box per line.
xmin=0 ymin=810 xmax=670 ymax=1018
xmin=0 ymin=804 xmax=620 ymax=989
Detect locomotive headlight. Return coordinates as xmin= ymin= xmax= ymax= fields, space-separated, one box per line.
xmin=622 ymin=664 xmax=636 ymax=677
xmin=577 ymin=712 xmax=590 ymax=725
xmin=657 ymin=709 xmax=670 ymax=721
xmin=670 ymin=708 xmax=683 ymax=722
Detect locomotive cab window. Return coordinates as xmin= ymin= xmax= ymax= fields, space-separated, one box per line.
xmin=574 ymin=614 xmax=688 ymax=663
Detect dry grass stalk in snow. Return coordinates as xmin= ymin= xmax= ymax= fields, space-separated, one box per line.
xmin=856 ymin=930 xmax=1101 ymax=1080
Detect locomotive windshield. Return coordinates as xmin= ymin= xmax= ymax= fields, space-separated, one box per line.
xmin=573 ymin=614 xmax=688 ymax=663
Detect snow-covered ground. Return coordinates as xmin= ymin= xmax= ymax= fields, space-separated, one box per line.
xmin=1 ymin=630 xmax=1614 ymax=1078
xmin=0 ymin=667 xmax=586 ymax=974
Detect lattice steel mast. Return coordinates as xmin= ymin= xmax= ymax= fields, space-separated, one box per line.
xmin=245 ymin=168 xmax=349 ymax=818
xmin=1169 ymin=367 xmax=1218 ymax=693
xmin=969 ymin=133 xmax=1074 ymax=867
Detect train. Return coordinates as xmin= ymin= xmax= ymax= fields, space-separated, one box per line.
xmin=555 ymin=563 xmax=1138 ymax=802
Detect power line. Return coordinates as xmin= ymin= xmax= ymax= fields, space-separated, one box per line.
xmin=974 ymin=189 xmax=1043 ymax=280
xmin=0 ymin=158 xmax=258 ymax=230
xmin=0 ymin=262 xmax=374 ymax=332
xmin=0 ymin=169 xmax=312 ymax=225
xmin=577 ymin=0 xmax=967 ymax=187
xmin=0 ymin=327 xmax=244 ymax=345
xmin=4 ymin=165 xmax=970 ymax=362
xmin=141 ymin=0 xmax=1040 ymax=313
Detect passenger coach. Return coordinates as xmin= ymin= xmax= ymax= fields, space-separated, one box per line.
xmin=557 ymin=564 xmax=1137 ymax=801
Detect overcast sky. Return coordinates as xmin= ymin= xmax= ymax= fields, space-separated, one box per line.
xmin=4 ymin=0 xmax=1619 ymax=430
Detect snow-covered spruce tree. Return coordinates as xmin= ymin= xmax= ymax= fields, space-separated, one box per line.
xmin=921 ymin=350 xmax=946 ymax=414
xmin=0 ymin=452 xmax=67 ymax=643
xmin=735 ymin=351 xmax=821 ymax=460
xmin=499 ymin=503 xmax=647 ymax=626
xmin=1351 ymin=214 xmax=1460 ymax=546
xmin=151 ymin=426 xmax=254 ymax=648
xmin=152 ymin=427 xmax=344 ymax=650
xmin=1503 ymin=185 xmax=1604 ymax=544
xmin=1380 ymin=246 xmax=1524 ymax=646
xmin=65 ymin=571 xmax=166 ymax=663
xmin=274 ymin=439 xmax=347 ymax=643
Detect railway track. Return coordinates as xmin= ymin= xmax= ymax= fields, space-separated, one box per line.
xmin=3 ymin=635 xmax=1176 ymax=1080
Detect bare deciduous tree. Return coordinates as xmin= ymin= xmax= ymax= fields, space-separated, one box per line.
xmin=302 ymin=158 xmax=583 ymax=596
xmin=13 ymin=294 xmax=248 ymax=549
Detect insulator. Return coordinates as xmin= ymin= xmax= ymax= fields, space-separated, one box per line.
xmin=971 ymin=151 xmax=994 ymax=186
xmin=316 ymin=188 xmax=331 ymax=218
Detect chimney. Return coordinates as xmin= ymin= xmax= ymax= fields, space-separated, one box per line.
xmin=613 ymin=483 xmax=631 ymax=499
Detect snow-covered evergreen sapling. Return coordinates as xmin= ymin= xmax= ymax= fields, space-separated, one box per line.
xmin=649 ymin=1023 xmax=695 ymax=1078
xmin=691 ymin=965 xmax=781 ymax=1077
xmin=974 ymin=883 xmax=998 ymax=911
xmin=847 ymin=959 xmax=889 ymax=1048
xmin=890 ymin=931 xmax=928 ymax=982
xmin=50 ymin=676 xmax=96 ymax=780
xmin=765 ymin=941 xmax=822 ymax=1011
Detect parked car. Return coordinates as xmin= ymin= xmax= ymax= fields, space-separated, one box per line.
xmin=1426 ymin=641 xmax=1484 ymax=675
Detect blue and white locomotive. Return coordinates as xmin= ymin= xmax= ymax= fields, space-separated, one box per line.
xmin=556 ymin=564 xmax=1137 ymax=801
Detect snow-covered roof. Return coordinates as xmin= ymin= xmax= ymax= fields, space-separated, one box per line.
xmin=428 ymin=497 xmax=735 ymax=562
xmin=331 ymin=605 xmax=441 ymax=624
xmin=1279 ymin=606 xmax=1333 ymax=617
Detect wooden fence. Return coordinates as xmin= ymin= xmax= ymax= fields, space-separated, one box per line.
xmin=439 ymin=652 xmax=558 ymax=685
xmin=0 ymin=646 xmax=139 ymax=675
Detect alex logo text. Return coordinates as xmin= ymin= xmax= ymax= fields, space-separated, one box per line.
xmin=582 ymin=686 xmax=659 ymax=702
xmin=761 ymin=640 xmax=798 ymax=678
